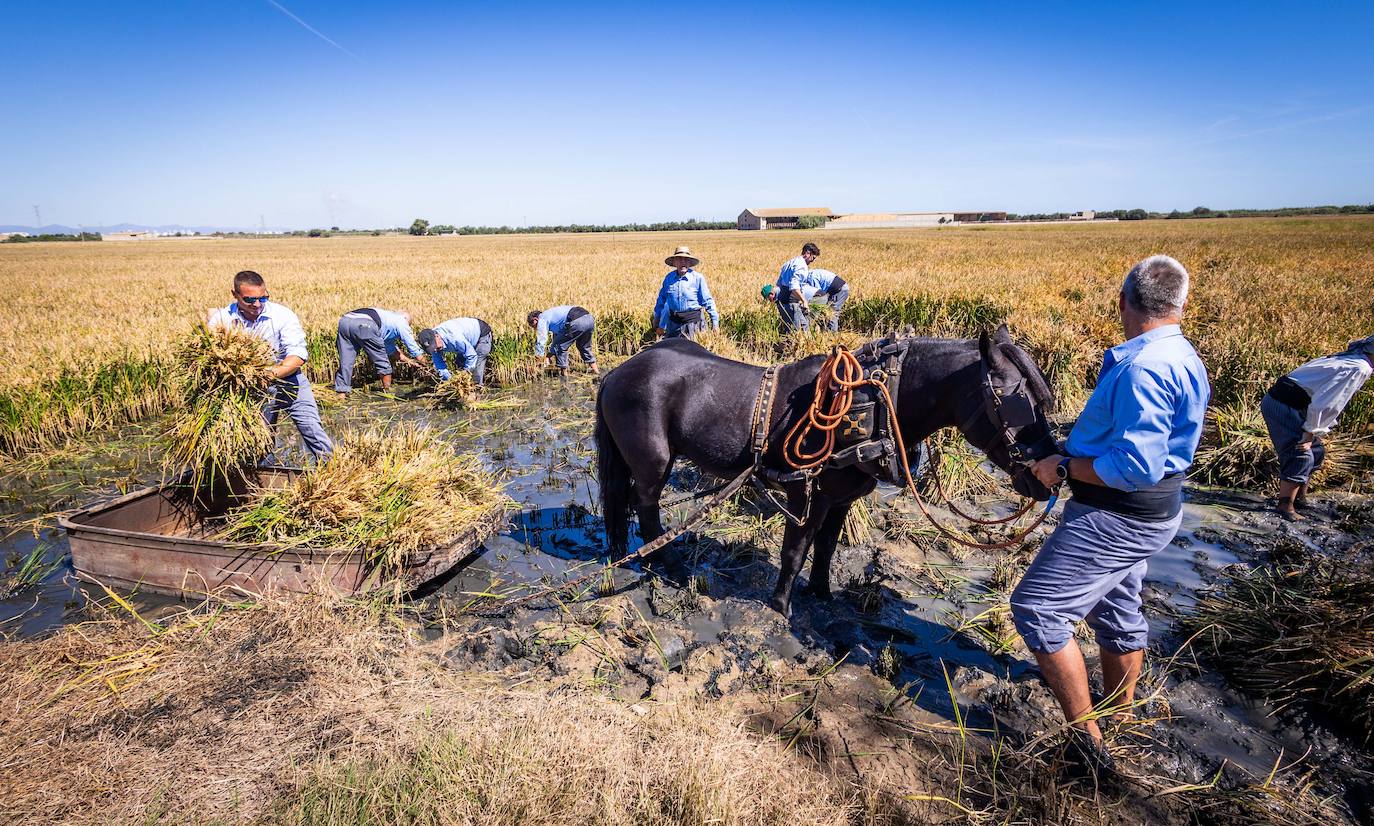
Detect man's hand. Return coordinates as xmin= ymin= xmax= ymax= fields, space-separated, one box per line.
xmin=654 ymin=327 xmax=666 ymax=338
xmin=1298 ymin=432 xmax=1316 ymax=450
xmin=1032 ymin=454 xmax=1066 ymax=488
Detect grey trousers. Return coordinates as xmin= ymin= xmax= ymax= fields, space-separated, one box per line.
xmin=663 ymin=316 xmax=706 ymax=339
xmin=1010 ymin=500 xmax=1181 ymax=654
xmin=1261 ymin=393 xmax=1325 ymax=483
xmin=469 ymin=331 xmax=494 ymax=386
xmin=334 ymin=315 xmax=391 ymax=393
xmin=551 ymin=314 xmax=596 ymax=369
xmin=775 ymin=300 xmax=809 ymax=334
xmin=265 ymin=371 xmax=333 ymax=462
xmin=824 ymin=286 xmax=850 ymax=332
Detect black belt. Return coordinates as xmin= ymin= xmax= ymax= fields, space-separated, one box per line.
xmin=669 ymin=308 xmax=703 ymax=324
xmin=477 ymin=319 xmax=492 ymax=339
xmin=1267 ymin=376 xmax=1311 ymax=411
xmin=566 ymin=306 xmax=589 ymax=323
xmin=824 ymin=277 xmax=847 ymax=295
xmin=1068 ymin=472 xmax=1184 ymax=522
xmin=349 ymin=307 xmax=382 ymax=328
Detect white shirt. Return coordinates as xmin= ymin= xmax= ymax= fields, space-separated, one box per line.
xmin=208 ymin=301 xmax=310 ymax=362
xmin=1285 ymin=353 xmax=1373 ymax=434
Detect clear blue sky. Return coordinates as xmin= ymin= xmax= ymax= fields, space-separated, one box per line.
xmin=3 ymin=1 xmax=1371 ymax=229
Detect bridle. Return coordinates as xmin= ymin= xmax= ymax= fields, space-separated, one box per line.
xmin=960 ymin=356 xmax=1059 ymax=481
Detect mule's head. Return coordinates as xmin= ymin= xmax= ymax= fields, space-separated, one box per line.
xmin=956 ymin=324 xmax=1059 ymax=500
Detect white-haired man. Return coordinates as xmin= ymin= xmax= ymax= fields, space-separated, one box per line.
xmin=1013 ymin=255 xmax=1210 ymax=778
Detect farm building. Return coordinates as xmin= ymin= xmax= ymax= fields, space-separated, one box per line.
xmin=824 ymin=211 xmax=1008 ymax=230
xmin=737 ymin=208 xmax=834 ymax=231
xmin=103 ymin=231 xmax=157 ymax=241
xmin=1069 ymin=210 xmax=1096 ymax=221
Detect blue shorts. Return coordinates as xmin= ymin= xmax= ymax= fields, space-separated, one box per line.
xmin=1010 ymin=499 xmax=1182 ymax=655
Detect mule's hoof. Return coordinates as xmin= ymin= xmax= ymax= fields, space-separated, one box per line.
xmin=768 ymin=595 xmax=791 ymax=616
xmin=805 ymin=583 xmax=833 ymax=601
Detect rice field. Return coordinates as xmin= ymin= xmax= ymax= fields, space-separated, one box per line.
xmin=2 ymin=216 xmax=1372 ymax=488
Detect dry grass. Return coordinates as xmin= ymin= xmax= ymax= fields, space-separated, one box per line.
xmin=2 ymin=218 xmax=1372 ymax=483
xmin=0 ymin=591 xmax=874 ymax=825
xmin=219 ymin=423 xmax=508 ymax=574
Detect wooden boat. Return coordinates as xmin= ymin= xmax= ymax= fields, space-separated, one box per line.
xmin=59 ymin=466 xmax=508 ymax=597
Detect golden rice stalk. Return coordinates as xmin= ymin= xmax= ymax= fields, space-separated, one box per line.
xmin=1193 ymin=403 xmax=1364 ymax=490
xmin=219 ymin=422 xmax=509 ymax=575
xmin=426 ymin=371 xmax=477 ymax=409
xmin=162 ymin=324 xmax=275 ymax=492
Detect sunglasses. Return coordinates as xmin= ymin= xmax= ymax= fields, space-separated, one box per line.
xmin=239 ymin=295 xmax=270 ymax=304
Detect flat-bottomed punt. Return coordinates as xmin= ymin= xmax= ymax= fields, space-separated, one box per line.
xmin=60 ymin=467 xmax=507 ymax=597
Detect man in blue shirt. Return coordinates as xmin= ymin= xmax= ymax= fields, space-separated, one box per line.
xmin=207 ymin=270 xmax=333 ymax=462
xmin=418 ymin=317 xmax=495 ymax=386
xmin=1012 ymin=255 xmax=1209 ymax=777
xmin=774 ymin=242 xmax=820 ymax=333
xmin=804 ymin=267 xmax=850 ymax=332
xmin=652 ymin=246 xmax=719 ymax=340
xmin=528 ymin=306 xmax=598 ymax=375
xmin=334 ymin=307 xmax=425 ymax=397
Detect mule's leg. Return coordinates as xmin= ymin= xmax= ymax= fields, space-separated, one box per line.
xmin=770 ymin=505 xmax=825 ymax=616
xmin=806 ymin=501 xmax=852 ymax=600
xmin=630 ymin=448 xmax=673 ymax=546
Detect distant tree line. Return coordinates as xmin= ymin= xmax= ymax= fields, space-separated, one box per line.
xmin=3 ymin=232 xmax=102 ymax=243
xmin=1007 ymin=204 xmax=1374 ymax=222
xmin=408 ymin=217 xmax=734 ymax=236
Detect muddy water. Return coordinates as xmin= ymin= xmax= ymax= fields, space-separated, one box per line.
xmin=2 ymin=377 xmax=1371 ymax=818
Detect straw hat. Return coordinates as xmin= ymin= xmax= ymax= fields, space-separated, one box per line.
xmin=665 ymin=246 xmax=701 ymax=268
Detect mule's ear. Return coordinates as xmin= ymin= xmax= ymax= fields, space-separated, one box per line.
xmin=978 ymin=329 xmax=993 ymax=363
xmin=980 ymin=328 xmax=1013 ymax=375
xmin=994 ymin=323 xmax=1013 ymax=345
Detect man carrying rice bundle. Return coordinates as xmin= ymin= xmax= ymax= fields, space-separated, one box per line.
xmin=1015 ymin=255 xmax=1210 ymax=779
xmin=334 ymin=307 xmax=425 ymax=398
xmin=208 ymin=270 xmax=333 ymax=462
xmin=803 ymin=267 xmax=850 ymax=332
xmin=528 ymin=305 xmax=598 ymax=375
xmin=652 ymin=245 xmax=719 ymax=340
xmin=1261 ymin=334 xmax=1374 ymax=521
xmin=418 ymin=316 xmax=495 ymax=386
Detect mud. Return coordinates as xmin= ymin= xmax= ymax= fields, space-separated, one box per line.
xmin=3 ymin=377 xmax=1373 ymax=822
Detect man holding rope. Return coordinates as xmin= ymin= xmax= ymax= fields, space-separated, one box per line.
xmin=1012 ymin=255 xmax=1209 ymax=779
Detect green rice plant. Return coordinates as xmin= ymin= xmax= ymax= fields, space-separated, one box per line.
xmin=1181 ymin=548 xmax=1374 ymax=743
xmin=219 ymin=422 xmax=509 ymax=575
xmin=0 ymin=541 xmax=63 ymax=598
xmin=840 ymin=294 xmax=1007 ymax=337
xmin=487 ymin=332 xmax=544 ymax=386
xmin=162 ymin=324 xmax=276 ymax=493
xmin=594 ymin=309 xmax=653 ymax=356
xmin=720 ymin=307 xmax=783 ymax=353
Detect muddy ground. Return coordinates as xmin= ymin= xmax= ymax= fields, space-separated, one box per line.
xmin=3 ymin=376 xmax=1372 ymax=823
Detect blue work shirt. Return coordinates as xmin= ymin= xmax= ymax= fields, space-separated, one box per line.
xmin=806 ymin=268 xmax=844 ymax=292
xmin=209 ymin=301 xmax=309 ymax=363
xmin=653 ymin=269 xmax=719 ymax=329
xmin=430 ymin=317 xmax=487 ymax=379
xmin=1064 ymin=325 xmax=1210 ymax=492
xmin=375 ymin=309 xmax=424 ymax=359
xmin=776 ymin=255 xmax=810 ymax=296
xmin=534 ymin=306 xmax=576 ymax=357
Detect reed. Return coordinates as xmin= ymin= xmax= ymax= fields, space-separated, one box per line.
xmin=219 ymin=422 xmax=508 ymax=575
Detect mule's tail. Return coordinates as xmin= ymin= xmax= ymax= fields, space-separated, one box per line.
xmin=595 ymin=392 xmax=632 ymax=555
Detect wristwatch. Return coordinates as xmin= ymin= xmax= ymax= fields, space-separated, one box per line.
xmin=1055 ymin=456 xmax=1072 ymax=481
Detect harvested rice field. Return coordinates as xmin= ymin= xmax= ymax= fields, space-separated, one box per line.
xmin=2 ymin=218 xmax=1374 ymax=824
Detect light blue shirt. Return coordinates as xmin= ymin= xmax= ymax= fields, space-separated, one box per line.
xmin=776 ymin=255 xmax=810 ymax=295
xmin=533 ymin=306 xmax=577 ymax=357
xmin=806 ymin=268 xmax=843 ymax=292
xmin=1064 ymin=325 xmax=1210 ymax=492
xmin=375 ymin=309 xmax=424 ymax=359
xmin=653 ymin=269 xmax=719 ymax=329
xmin=209 ymin=301 xmax=309 ymax=363
xmin=430 ymin=317 xmax=487 ymax=379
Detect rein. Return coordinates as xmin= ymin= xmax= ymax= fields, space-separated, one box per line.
xmin=783 ymin=345 xmax=1057 ymax=551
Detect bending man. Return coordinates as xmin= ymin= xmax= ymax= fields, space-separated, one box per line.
xmin=653 ymin=246 xmax=719 ymax=340
xmin=334 ymin=307 xmax=424 ymax=397
xmin=1261 ymin=335 xmax=1374 ymax=520
xmin=528 ymin=306 xmax=598 ymax=375
xmin=209 ymin=270 xmax=333 ymax=462
xmin=418 ymin=317 xmax=495 ymax=386
xmin=805 ymin=267 xmax=849 ymax=332
xmin=774 ymin=242 xmax=820 ymax=334
xmin=1014 ymin=255 xmax=1209 ymax=777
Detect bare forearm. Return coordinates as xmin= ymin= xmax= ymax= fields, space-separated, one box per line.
xmin=273 ymin=356 xmax=305 ymax=379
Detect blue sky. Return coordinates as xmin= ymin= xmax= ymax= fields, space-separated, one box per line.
xmin=3 ymin=1 xmax=1371 ymax=229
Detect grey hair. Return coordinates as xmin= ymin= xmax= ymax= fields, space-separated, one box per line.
xmin=1122 ymin=255 xmax=1189 ymax=318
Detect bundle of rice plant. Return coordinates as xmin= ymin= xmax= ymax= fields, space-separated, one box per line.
xmin=1181 ymin=549 xmax=1374 ymax=743
xmin=426 ymin=371 xmax=477 ymax=409
xmin=163 ymin=324 xmax=275 ymax=492
xmin=219 ymin=423 xmax=508 ymax=575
